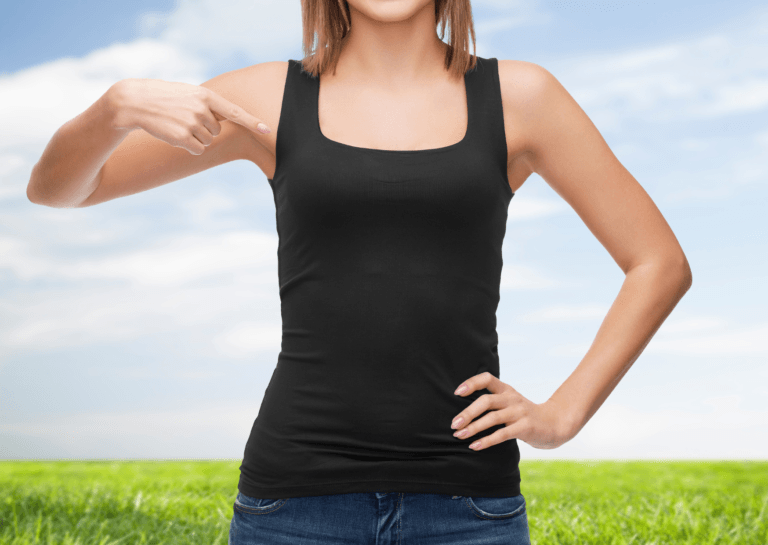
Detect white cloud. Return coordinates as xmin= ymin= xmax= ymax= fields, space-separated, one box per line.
xmin=0 ymin=230 xmax=277 ymax=286
xmin=551 ymin=14 xmax=768 ymax=131
xmin=0 ymin=154 xmax=28 ymax=200
xmin=473 ymin=0 xmax=550 ymax=36
xmin=508 ymin=193 xmax=570 ymax=221
xmin=0 ymin=281 xmax=271 ymax=354
xmin=0 ymin=230 xmax=282 ymax=354
xmin=521 ymin=304 xmax=609 ymax=323
xmin=0 ymin=402 xmax=260 ymax=459
xmin=500 ymin=263 xmax=567 ymax=290
xmin=176 ymin=188 xmax=240 ymax=225
xmin=151 ymin=0 xmax=300 ymax=63
xmin=212 ymin=321 xmax=283 ymax=358
xmin=546 ymin=319 xmax=768 ymax=358
xmin=0 ymin=39 xmax=206 ymax=148
xmin=523 ymin=396 xmax=768 ymax=459
xmin=547 ymin=341 xmax=591 ymax=358
xmin=646 ymin=322 xmax=768 ymax=356
xmin=657 ymin=315 xmax=727 ymax=334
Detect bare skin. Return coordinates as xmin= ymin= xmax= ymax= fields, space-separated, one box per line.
xmin=26 ymin=0 xmax=691 ymax=452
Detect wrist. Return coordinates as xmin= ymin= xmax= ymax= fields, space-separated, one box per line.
xmin=545 ymin=396 xmax=583 ymax=442
xmin=104 ymin=79 xmax=137 ymax=132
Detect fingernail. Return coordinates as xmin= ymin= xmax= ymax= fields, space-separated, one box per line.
xmin=451 ymin=417 xmax=463 ymax=429
xmin=469 ymin=441 xmax=481 ymax=450
xmin=257 ymin=123 xmax=270 ymax=134
xmin=455 ymin=384 xmax=467 ymax=395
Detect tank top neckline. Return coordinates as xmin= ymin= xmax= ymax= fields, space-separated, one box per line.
xmin=309 ymin=60 xmax=475 ymax=156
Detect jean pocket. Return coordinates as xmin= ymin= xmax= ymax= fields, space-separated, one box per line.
xmin=465 ymin=494 xmax=526 ymax=520
xmin=233 ymin=492 xmax=290 ymax=515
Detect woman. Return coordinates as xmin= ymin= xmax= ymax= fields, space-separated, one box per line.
xmin=27 ymin=0 xmax=692 ymax=543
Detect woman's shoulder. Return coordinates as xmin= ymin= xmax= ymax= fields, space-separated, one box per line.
xmin=496 ymin=59 xmax=554 ymax=98
xmin=203 ymin=60 xmax=291 ymax=169
xmin=495 ymin=59 xmax=565 ymax=190
xmin=496 ymin=58 xmax=568 ymax=149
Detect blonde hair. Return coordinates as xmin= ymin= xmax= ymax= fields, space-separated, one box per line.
xmin=298 ymin=0 xmax=477 ymax=79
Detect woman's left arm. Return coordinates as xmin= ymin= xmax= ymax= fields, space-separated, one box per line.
xmin=450 ymin=62 xmax=692 ymax=451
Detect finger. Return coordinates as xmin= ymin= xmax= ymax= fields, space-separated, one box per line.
xmin=206 ymin=90 xmax=270 ymax=135
xmin=466 ymin=422 xmax=523 ymax=451
xmin=451 ymin=394 xmax=509 ymax=434
xmin=452 ymin=409 xmax=506 ymax=440
xmin=200 ymin=111 xmax=223 ymax=138
xmin=191 ymin=124 xmax=215 ymax=147
xmin=454 ymin=371 xmax=506 ymax=397
xmin=184 ymin=133 xmax=206 ymax=155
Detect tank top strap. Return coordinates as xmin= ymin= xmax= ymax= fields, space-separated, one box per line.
xmin=272 ymin=59 xmax=318 ymax=172
xmin=464 ymin=56 xmax=508 ymax=173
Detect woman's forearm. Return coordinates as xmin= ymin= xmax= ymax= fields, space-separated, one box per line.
xmin=548 ymin=255 xmax=693 ymax=441
xmin=27 ymin=82 xmax=131 ymax=208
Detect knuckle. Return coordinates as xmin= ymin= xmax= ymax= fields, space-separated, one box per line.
xmin=193 ymin=86 xmax=208 ymax=100
xmin=186 ymin=113 xmax=200 ymax=128
xmin=491 ymin=393 xmax=506 ymax=408
xmin=487 ymin=411 xmax=502 ymax=425
xmin=481 ymin=434 xmax=497 ymax=447
xmin=172 ymin=127 xmax=188 ymax=143
xmin=519 ymin=417 xmax=533 ymax=435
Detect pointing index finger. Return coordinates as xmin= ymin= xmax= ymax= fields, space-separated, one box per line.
xmin=206 ymin=90 xmax=270 ymax=135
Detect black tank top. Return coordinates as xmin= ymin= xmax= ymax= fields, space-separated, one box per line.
xmin=238 ymin=55 xmax=520 ymax=499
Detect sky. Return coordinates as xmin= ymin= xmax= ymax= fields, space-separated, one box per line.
xmin=1 ymin=0 xmax=766 ymax=466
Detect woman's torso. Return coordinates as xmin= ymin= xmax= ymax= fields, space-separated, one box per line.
xmin=234 ymin=55 xmax=527 ymax=499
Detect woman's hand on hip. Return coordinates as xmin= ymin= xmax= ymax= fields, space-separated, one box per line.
xmin=450 ymin=372 xmax=576 ymax=451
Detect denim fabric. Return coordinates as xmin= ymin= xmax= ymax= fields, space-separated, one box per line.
xmin=229 ymin=491 xmax=530 ymax=545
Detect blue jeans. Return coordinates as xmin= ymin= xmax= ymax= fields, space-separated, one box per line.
xmin=229 ymin=491 xmax=530 ymax=544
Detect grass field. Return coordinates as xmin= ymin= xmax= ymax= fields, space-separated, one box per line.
xmin=0 ymin=460 xmax=765 ymax=544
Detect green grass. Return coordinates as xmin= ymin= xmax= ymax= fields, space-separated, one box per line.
xmin=0 ymin=460 xmax=765 ymax=544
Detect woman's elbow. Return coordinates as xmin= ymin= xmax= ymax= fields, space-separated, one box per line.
xmin=670 ymin=251 xmax=693 ymax=292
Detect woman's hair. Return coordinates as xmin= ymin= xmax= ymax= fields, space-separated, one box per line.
xmin=299 ymin=0 xmax=477 ymax=79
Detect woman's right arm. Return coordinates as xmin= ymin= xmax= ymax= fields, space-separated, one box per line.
xmin=26 ymin=68 xmax=273 ymax=208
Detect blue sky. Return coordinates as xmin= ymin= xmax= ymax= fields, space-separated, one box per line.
xmin=1 ymin=0 xmax=766 ymax=463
